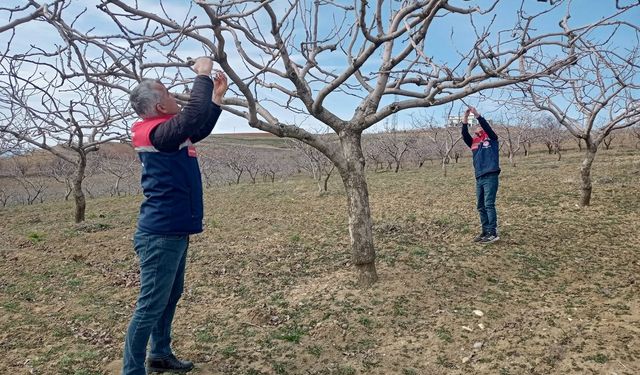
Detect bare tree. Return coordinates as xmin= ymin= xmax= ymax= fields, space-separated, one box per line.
xmin=259 ymin=151 xmax=289 ymax=183
xmin=602 ymin=132 xmax=615 ymax=150
xmin=574 ymin=137 xmax=584 ymax=151
xmin=0 ymin=186 xmax=11 ymax=207
xmin=412 ymin=113 xmax=462 ymax=176
xmin=98 ymin=147 xmax=139 ymax=196
xmin=534 ymin=115 xmax=566 ymax=160
xmin=374 ymin=126 xmax=417 ymax=173
xmin=47 ymin=156 xmax=74 ymax=201
xmin=363 ymin=135 xmax=388 ymax=172
xmin=290 ymin=139 xmax=336 ymax=193
xmin=633 ymin=125 xmax=640 ymax=149
xmin=0 ymin=57 xmax=131 ymax=221
xmin=497 ymin=113 xmax=535 ymax=167
xmin=408 ymin=133 xmax=436 ymax=168
xmin=0 ymin=133 xmax=22 ymax=158
xmin=198 ymin=151 xmax=218 ymax=189
xmin=10 ymin=158 xmax=49 ymax=205
xmin=526 ymin=34 xmax=640 ymax=206
xmin=242 ymin=148 xmax=261 ymax=184
xmin=7 ymin=1 xmax=636 ymax=285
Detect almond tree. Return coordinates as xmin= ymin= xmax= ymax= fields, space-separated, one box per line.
xmin=534 ymin=114 xmax=566 ymax=159
xmin=633 ymin=125 xmax=640 ymax=149
xmin=526 ymin=36 xmax=640 ymax=206
xmin=602 ymin=133 xmax=616 ymax=150
xmin=0 ymin=132 xmax=22 ymax=158
xmin=290 ymin=139 xmax=337 ymax=193
xmin=9 ymin=158 xmax=49 ymax=205
xmin=372 ymin=125 xmax=418 ymax=173
xmin=47 ymin=157 xmax=74 ymax=201
xmin=498 ymin=113 xmax=535 ymax=166
xmin=10 ymin=1 xmax=637 ymax=285
xmin=0 ymin=58 xmax=131 ymax=222
xmin=363 ymin=135 xmax=389 ymax=172
xmin=411 ymin=112 xmax=461 ymax=176
xmin=98 ymin=149 xmax=140 ymax=196
xmin=409 ymin=134 xmax=436 ymax=168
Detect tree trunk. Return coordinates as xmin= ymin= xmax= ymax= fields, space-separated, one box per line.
xmin=323 ymin=172 xmax=331 ymax=192
xmin=441 ymin=157 xmax=447 ymax=177
xmin=338 ymin=131 xmax=378 ymax=287
xmin=115 ymin=176 xmax=122 ymax=196
xmin=579 ymin=144 xmax=597 ymax=207
xmin=73 ymin=154 xmax=87 ymax=223
xmin=64 ymin=179 xmax=72 ymax=201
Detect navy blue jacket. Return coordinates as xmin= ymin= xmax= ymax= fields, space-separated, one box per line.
xmin=462 ymin=116 xmax=500 ymax=179
xmin=131 ymin=75 xmax=221 ymax=235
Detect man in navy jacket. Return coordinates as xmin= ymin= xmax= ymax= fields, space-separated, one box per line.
xmin=123 ymin=57 xmax=228 ymax=375
xmin=461 ymin=107 xmax=500 ymax=244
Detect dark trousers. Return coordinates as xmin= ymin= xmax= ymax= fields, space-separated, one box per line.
xmin=122 ymin=230 xmax=189 ymax=375
xmin=476 ymin=172 xmax=499 ymax=236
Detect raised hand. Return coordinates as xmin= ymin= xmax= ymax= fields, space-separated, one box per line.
xmin=212 ymin=70 xmax=228 ymax=106
xmin=192 ymin=57 xmax=213 ymax=76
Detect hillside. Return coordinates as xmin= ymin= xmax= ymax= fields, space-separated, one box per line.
xmin=1 ymin=148 xmax=639 ymax=374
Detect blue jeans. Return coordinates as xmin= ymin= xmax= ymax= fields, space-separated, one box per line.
xmin=122 ymin=230 xmax=189 ymax=375
xmin=476 ymin=172 xmax=499 ymax=236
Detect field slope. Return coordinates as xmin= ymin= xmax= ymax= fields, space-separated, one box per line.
xmin=1 ymin=149 xmax=639 ymax=374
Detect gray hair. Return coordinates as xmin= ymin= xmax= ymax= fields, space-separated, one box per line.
xmin=130 ymin=79 xmax=163 ymax=118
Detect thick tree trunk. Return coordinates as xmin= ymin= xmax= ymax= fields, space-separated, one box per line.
xmin=580 ymin=144 xmax=597 ymax=207
xmin=338 ymin=131 xmax=378 ymax=287
xmin=73 ymin=154 xmax=87 ymax=223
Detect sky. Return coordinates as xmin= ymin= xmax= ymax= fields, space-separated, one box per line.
xmin=1 ymin=0 xmax=638 ymax=136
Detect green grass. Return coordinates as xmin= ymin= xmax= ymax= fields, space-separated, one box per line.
xmin=436 ymin=327 xmax=453 ymax=343
xmin=27 ymin=231 xmax=45 ymax=243
xmin=272 ymin=325 xmax=307 ymax=344
xmin=586 ymin=353 xmax=609 ymax=364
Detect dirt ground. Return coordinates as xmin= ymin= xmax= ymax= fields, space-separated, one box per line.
xmin=1 ymin=148 xmax=639 ymax=374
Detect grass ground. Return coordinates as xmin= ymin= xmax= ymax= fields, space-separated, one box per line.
xmin=1 ymin=148 xmax=639 ymax=375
